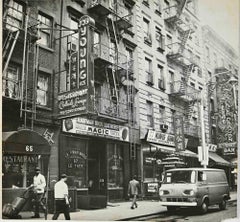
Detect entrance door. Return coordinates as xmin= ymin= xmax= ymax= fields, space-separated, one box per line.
xmin=88 ymin=139 xmax=107 ymax=195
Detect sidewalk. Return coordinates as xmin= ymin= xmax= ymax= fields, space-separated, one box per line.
xmin=3 ymin=191 xmax=238 ymax=221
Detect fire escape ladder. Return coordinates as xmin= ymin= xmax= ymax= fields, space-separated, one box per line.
xmin=176 ymin=0 xmax=188 ymax=18
xmin=178 ymin=29 xmax=191 ymax=54
xmin=2 ymin=30 xmax=20 ymax=76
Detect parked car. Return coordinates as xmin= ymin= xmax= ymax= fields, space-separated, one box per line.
xmin=159 ymin=168 xmax=230 ymax=214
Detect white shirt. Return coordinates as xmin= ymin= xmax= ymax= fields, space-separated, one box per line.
xmin=54 ymin=180 xmax=69 ymax=199
xmin=33 ymin=173 xmax=46 ymax=194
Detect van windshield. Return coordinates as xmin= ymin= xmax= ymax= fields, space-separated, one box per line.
xmin=163 ymin=170 xmax=196 ymax=184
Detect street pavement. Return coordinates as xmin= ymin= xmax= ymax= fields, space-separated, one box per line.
xmin=2 ymin=191 xmax=238 ymax=221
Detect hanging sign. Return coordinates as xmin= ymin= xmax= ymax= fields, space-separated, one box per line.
xmin=147 ymin=130 xmax=175 ymax=146
xmin=173 ymin=116 xmax=185 ymax=151
xmin=58 ymin=15 xmax=95 ymax=119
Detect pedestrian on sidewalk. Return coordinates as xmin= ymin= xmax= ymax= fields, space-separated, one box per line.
xmin=52 ymin=174 xmax=71 ymax=220
xmin=31 ymin=166 xmax=46 ymax=218
xmin=128 ymin=175 xmax=140 ymax=209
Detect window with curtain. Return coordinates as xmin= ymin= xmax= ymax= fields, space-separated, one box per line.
xmin=108 ymin=144 xmax=124 ymax=188
xmin=6 ymin=0 xmax=24 ymax=31
xmin=3 ymin=63 xmax=21 ymax=99
xmin=37 ymin=12 xmax=53 ymax=48
xmin=37 ymin=73 xmax=50 ymax=106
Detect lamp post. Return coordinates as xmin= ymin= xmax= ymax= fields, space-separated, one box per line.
xmin=199 ymin=70 xmax=238 ymax=168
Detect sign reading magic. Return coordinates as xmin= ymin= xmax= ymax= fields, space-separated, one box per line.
xmin=62 ymin=117 xmax=129 ymax=142
xmin=58 ymin=15 xmax=95 ymax=118
xmin=147 ymin=130 xmax=175 ymax=147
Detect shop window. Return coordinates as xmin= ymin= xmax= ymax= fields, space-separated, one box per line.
xmin=108 ymin=144 xmax=124 ymax=188
xmin=6 ymin=0 xmax=24 ymax=31
xmin=37 ymin=12 xmax=53 ymax=48
xmin=2 ymin=63 xmax=21 ymax=99
xmin=2 ymin=155 xmax=48 ymax=188
xmin=37 ymin=72 xmax=50 ymax=106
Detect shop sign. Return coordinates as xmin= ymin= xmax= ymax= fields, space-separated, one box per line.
xmin=147 ymin=183 xmax=158 ymax=193
xmin=223 ymin=147 xmax=235 ymax=155
xmin=147 ymin=130 xmax=175 ymax=147
xmin=58 ymin=15 xmax=95 ymax=119
xmin=62 ymin=117 xmax=129 ymax=142
xmin=65 ymin=149 xmax=87 ymax=169
xmin=173 ymin=116 xmax=185 ymax=151
xmin=208 ymin=144 xmax=217 ymax=152
xmin=42 ymin=128 xmax=55 ymax=145
xmin=3 ymin=155 xmax=38 ymax=163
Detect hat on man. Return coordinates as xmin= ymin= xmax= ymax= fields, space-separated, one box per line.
xmin=35 ymin=167 xmax=40 ymax=171
xmin=61 ymin=174 xmax=67 ymax=179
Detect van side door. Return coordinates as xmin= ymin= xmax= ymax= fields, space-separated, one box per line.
xmin=197 ymin=171 xmax=208 ymax=205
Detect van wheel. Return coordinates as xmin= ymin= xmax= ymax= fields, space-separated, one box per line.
xmin=167 ymin=206 xmax=176 ymax=213
xmin=219 ymin=199 xmax=227 ymax=210
xmin=199 ymin=200 xmax=208 ymax=214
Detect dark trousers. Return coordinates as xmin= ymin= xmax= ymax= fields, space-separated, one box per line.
xmin=52 ymin=199 xmax=70 ymax=220
xmin=32 ymin=193 xmax=45 ymax=216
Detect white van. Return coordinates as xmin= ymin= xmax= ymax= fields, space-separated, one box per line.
xmin=159 ymin=168 xmax=230 ymax=214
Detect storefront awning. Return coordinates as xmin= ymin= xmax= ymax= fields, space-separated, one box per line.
xmin=2 ymin=129 xmax=51 ymax=155
xmin=149 ymin=143 xmax=197 ymax=158
xmin=209 ymin=152 xmax=231 ymax=167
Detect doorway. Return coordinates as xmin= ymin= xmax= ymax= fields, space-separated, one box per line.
xmin=88 ymin=139 xmax=107 ymax=195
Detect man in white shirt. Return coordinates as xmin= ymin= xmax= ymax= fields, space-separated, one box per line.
xmin=128 ymin=175 xmax=140 ymax=209
xmin=32 ymin=167 xmax=46 ymax=218
xmin=52 ymin=174 xmax=70 ymax=220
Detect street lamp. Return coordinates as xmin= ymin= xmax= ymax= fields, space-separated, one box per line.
xmin=199 ymin=71 xmax=238 ymax=168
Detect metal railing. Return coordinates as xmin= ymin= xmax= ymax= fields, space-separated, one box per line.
xmin=184 ymin=123 xmax=200 ymax=137
xmin=96 ymin=97 xmax=129 ymax=120
xmin=170 ymin=80 xmax=200 ymax=100
xmin=93 ymin=43 xmax=130 ymax=69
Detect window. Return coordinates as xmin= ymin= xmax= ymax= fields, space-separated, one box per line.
xmin=93 ymin=31 xmax=100 ymax=57
xmin=37 ymin=73 xmax=50 ymax=106
xmin=109 ymin=41 xmax=116 ymax=64
xmin=159 ymin=105 xmax=165 ymax=121
xmin=146 ymin=101 xmax=153 ymax=127
xmin=6 ymin=0 xmax=24 ymax=31
xmin=155 ymin=0 xmax=162 ymax=14
xmin=145 ymin=58 xmax=153 ymax=84
xmin=143 ymin=18 xmax=151 ymax=43
xmin=126 ymin=47 xmax=134 ymax=73
xmin=190 ymin=82 xmax=195 ymax=88
xmin=158 ymin=65 xmax=165 ymax=90
xmin=156 ymin=27 xmax=165 ymax=51
xmin=164 ymin=0 xmax=170 ymax=14
xmin=68 ymin=18 xmax=78 ymax=54
xmin=2 ymin=63 xmax=21 ymax=99
xmin=37 ymin=12 xmax=53 ymax=48
xmin=167 ymin=35 xmax=172 ymax=49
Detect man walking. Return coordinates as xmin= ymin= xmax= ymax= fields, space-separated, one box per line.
xmin=31 ymin=166 xmax=46 ymax=218
xmin=128 ymin=175 xmax=140 ymax=209
xmin=52 ymin=174 xmax=71 ymax=220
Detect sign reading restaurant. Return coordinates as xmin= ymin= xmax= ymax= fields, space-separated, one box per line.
xmin=147 ymin=129 xmax=175 ymax=147
xmin=58 ymin=15 xmax=95 ymax=118
xmin=62 ymin=117 xmax=130 ymax=142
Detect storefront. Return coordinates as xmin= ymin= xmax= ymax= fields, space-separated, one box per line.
xmin=2 ymin=129 xmax=51 ymax=209
xmin=60 ymin=117 xmax=131 ymax=208
xmin=142 ymin=130 xmax=198 ymax=198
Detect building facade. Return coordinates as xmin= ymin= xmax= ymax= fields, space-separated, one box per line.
xmin=135 ymin=0 xmax=206 ymax=197
xmin=2 ymin=0 xmax=139 ymax=210
xmin=202 ymin=25 xmax=238 ymax=189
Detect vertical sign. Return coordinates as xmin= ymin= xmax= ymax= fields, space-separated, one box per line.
xmin=173 ymin=115 xmax=185 ymax=151
xmin=216 ymin=74 xmax=237 ymax=155
xmin=58 ymin=15 xmax=95 ymax=118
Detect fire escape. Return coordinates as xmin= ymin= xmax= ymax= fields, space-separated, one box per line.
xmin=87 ymin=0 xmax=137 ymax=159
xmin=2 ymin=1 xmax=41 ymax=129
xmin=164 ymin=0 xmax=200 ymax=138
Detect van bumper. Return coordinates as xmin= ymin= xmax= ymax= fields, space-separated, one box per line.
xmin=159 ymin=201 xmax=197 ymax=207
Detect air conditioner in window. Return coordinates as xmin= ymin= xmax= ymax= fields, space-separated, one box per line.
xmin=160 ymin=123 xmax=168 ymax=132
xmin=68 ymin=42 xmax=77 ymax=53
